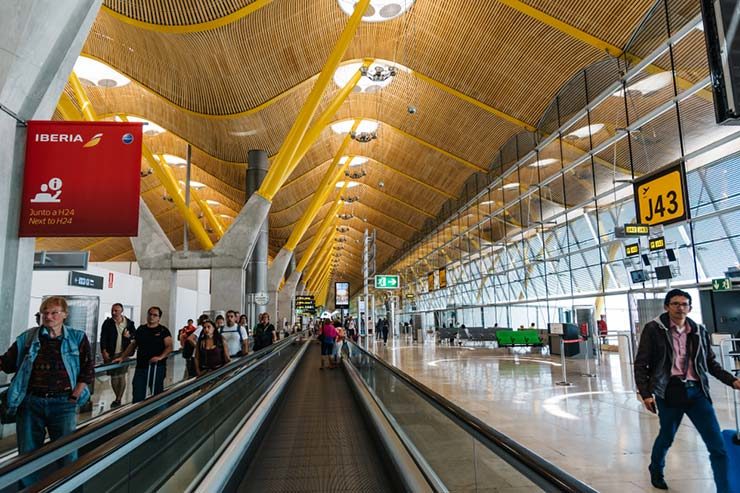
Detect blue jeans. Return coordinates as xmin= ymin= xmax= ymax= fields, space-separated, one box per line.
xmin=651 ymin=386 xmax=729 ymax=493
xmin=17 ymin=394 xmax=78 ymax=486
xmin=132 ymin=364 xmax=165 ymax=403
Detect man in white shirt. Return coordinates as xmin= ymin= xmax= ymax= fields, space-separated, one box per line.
xmin=221 ymin=310 xmax=249 ymax=357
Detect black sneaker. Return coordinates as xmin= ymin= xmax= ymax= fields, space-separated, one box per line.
xmin=649 ymin=467 xmax=668 ymax=490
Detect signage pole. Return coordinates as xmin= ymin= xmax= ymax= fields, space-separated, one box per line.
xmin=184 ymin=143 xmax=192 ymax=253
xmin=363 ymin=229 xmax=369 ymax=339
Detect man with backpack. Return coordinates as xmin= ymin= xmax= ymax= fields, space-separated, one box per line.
xmin=220 ymin=310 xmax=249 ymax=357
xmin=252 ymin=312 xmax=276 ymax=352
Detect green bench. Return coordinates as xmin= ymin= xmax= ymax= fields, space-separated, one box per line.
xmin=495 ymin=329 xmax=542 ymax=347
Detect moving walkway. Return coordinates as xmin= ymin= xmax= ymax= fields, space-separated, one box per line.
xmin=0 ymin=333 xmax=597 ymax=492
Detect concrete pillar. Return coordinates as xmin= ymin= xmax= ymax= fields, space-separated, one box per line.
xmin=131 ymin=199 xmax=178 ymax=328
xmin=0 ymin=0 xmax=102 ymax=350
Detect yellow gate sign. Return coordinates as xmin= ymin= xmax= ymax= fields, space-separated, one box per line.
xmin=633 ymin=161 xmax=689 ymax=226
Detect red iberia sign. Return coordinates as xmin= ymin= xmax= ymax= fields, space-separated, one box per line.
xmin=19 ymin=121 xmax=143 ymax=237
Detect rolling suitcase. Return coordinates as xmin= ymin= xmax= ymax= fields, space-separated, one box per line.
xmin=146 ymin=362 xmax=161 ymax=398
xmin=723 ymin=364 xmax=740 ymax=493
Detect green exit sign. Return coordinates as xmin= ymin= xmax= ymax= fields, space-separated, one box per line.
xmin=375 ymin=275 xmax=400 ymax=289
xmin=712 ymin=278 xmax=732 ymax=291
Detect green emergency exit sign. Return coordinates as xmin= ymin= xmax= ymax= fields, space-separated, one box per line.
xmin=712 ymin=278 xmax=732 ymax=291
xmin=375 ymin=275 xmax=400 ymax=289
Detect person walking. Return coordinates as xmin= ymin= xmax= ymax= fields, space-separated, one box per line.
xmin=194 ymin=320 xmax=230 ymax=376
xmin=179 ymin=319 xmax=198 ymax=378
xmin=634 ymin=289 xmax=740 ymax=491
xmin=0 ymin=296 xmax=94 ymax=465
xmin=115 ymin=306 xmax=173 ymax=403
xmin=220 ymin=310 xmax=249 ymax=357
xmin=381 ymin=318 xmax=389 ymax=345
xmin=252 ymin=312 xmax=276 ymax=352
xmin=320 ymin=317 xmax=338 ymax=369
xmin=100 ymin=303 xmax=135 ymax=407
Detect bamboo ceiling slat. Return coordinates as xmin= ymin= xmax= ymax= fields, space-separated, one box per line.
xmin=517 ymin=0 xmax=655 ymax=48
xmin=103 ymin=0 xmax=255 ymax=27
xmin=85 ymin=0 xmax=626 ymax=123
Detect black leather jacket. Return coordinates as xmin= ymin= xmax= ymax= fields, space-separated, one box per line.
xmin=100 ymin=317 xmax=135 ymax=359
xmin=634 ymin=312 xmax=737 ymax=400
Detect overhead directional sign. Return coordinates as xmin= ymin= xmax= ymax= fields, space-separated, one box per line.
xmin=634 ymin=161 xmax=689 ymax=226
xmin=623 ymin=223 xmax=650 ymax=236
xmin=649 ymin=236 xmax=666 ymax=251
xmin=295 ymin=295 xmax=316 ymax=313
xmin=375 ymin=274 xmax=400 ymax=289
xmin=625 ymin=243 xmax=640 ymax=257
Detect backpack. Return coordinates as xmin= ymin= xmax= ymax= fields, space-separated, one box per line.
xmin=220 ymin=325 xmax=245 ymax=355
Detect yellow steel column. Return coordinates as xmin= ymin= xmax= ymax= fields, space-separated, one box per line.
xmin=295 ymin=196 xmax=345 ymax=273
xmin=159 ymin=155 xmax=224 ymax=248
xmin=255 ymin=0 xmax=371 ymax=200
xmin=305 ymin=236 xmax=336 ymax=287
xmin=56 ymin=93 xmax=84 ymax=120
xmin=305 ymin=231 xmax=336 ymax=285
xmin=68 ymin=79 xmax=214 ymax=250
xmin=142 ymin=147 xmax=214 ymax=249
xmin=68 ymin=73 xmax=98 ymax=121
xmin=285 ymin=164 xmax=351 ymax=252
xmin=311 ymin=257 xmax=334 ymax=294
xmin=190 ymin=188 xmax=226 ymax=238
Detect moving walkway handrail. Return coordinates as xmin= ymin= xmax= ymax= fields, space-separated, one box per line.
xmin=0 ymin=333 xmax=303 ymax=490
xmin=0 ymin=350 xmax=183 ymax=394
xmin=35 ymin=334 xmax=307 ymax=492
xmin=349 ymin=341 xmax=598 ymax=493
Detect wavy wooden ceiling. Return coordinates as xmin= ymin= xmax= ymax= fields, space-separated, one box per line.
xmin=39 ymin=0 xmax=657 ymax=287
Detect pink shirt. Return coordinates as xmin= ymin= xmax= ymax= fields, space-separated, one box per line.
xmin=669 ymin=321 xmax=699 ymax=381
xmin=322 ymin=324 xmax=337 ymax=340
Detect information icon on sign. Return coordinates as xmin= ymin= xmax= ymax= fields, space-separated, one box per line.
xmin=31 ymin=177 xmax=63 ymax=203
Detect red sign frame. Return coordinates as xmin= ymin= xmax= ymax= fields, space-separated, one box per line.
xmin=19 ymin=121 xmax=143 ymax=237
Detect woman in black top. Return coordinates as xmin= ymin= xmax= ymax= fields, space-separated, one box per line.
xmin=194 ymin=320 xmax=230 ymax=376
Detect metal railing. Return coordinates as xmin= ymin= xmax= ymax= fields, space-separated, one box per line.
xmin=348 ymin=341 xmax=598 ymax=493
xmin=0 ymin=334 xmax=303 ymax=490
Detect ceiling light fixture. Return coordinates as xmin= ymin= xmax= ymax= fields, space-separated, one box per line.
xmin=334 ymin=61 xmax=403 ymax=93
xmin=351 ymin=130 xmax=377 ymax=143
xmin=336 ymin=181 xmax=361 ymax=188
xmin=336 ymin=0 xmax=415 ymax=23
xmin=74 ymin=56 xmax=130 ymax=88
xmin=564 ymin=123 xmax=604 ymax=140
xmin=341 ymin=195 xmax=360 ymax=203
xmin=206 ymin=200 xmax=220 ymax=206
xmin=338 ymin=213 xmax=354 ymax=220
xmin=345 ymin=169 xmax=367 ymax=179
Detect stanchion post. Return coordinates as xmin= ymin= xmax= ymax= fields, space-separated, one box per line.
xmin=556 ymin=336 xmax=572 ymax=386
xmin=581 ymin=337 xmax=597 ymax=378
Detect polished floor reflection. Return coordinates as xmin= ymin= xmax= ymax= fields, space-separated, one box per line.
xmin=360 ymin=335 xmax=739 ymax=492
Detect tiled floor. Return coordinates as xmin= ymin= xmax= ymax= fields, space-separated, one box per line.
xmin=360 ymin=336 xmax=739 ymax=492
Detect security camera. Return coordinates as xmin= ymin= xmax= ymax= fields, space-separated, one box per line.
xmin=407 ymin=105 xmax=416 ymax=114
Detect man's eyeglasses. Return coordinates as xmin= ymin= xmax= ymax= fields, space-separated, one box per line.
xmin=669 ymin=302 xmax=690 ymax=308
xmin=41 ymin=310 xmax=65 ymax=317
xmin=147 ymin=312 xmax=160 ymax=318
